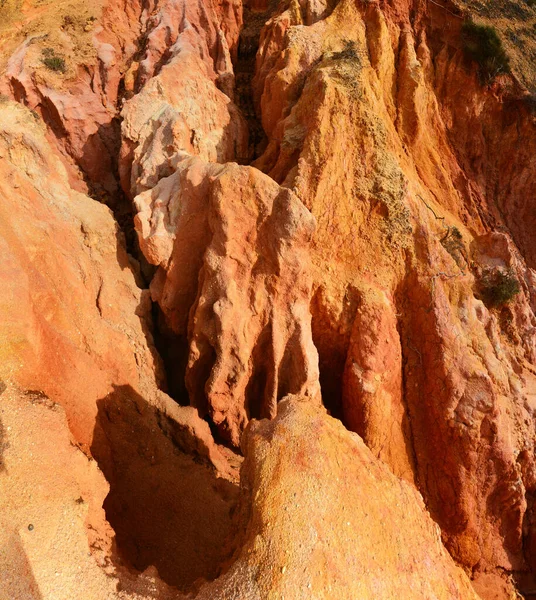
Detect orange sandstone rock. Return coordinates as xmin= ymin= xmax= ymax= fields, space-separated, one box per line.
xmin=0 ymin=100 xmax=237 ymax=595
xmin=2 ymin=0 xmax=536 ymax=597
xmin=251 ymin=0 xmax=536 ymax=592
xmin=195 ymin=397 xmax=481 ymax=600
xmin=133 ymin=156 xmax=320 ymax=446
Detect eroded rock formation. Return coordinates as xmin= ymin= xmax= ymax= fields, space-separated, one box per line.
xmin=1 ymin=0 xmax=536 ymax=598
xmin=249 ymin=1 xmax=536 ymax=594
xmin=196 ymin=397 xmax=481 ymax=600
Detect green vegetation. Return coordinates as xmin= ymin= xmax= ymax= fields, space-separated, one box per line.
xmin=41 ymin=48 xmax=66 ymax=73
xmin=441 ymin=226 xmax=466 ymax=267
xmin=329 ymin=39 xmax=363 ymax=98
xmin=461 ymin=20 xmax=510 ymax=83
xmin=441 ymin=226 xmax=463 ymax=252
xmin=332 ymin=40 xmax=361 ymax=63
xmin=478 ymin=268 xmax=520 ymax=307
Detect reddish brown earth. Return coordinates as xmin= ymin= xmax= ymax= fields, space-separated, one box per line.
xmin=1 ymin=0 xmax=536 ymax=598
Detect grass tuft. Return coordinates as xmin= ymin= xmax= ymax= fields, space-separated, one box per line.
xmin=478 ymin=268 xmax=520 ymax=307
xmin=461 ymin=20 xmax=510 ymax=83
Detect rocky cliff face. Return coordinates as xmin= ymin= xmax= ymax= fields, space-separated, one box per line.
xmin=1 ymin=0 xmax=535 ymax=598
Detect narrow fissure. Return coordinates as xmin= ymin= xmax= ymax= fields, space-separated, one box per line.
xmin=71 ymin=2 xmax=303 ymax=590
xmin=79 ymin=11 xmax=250 ymax=591
xmin=233 ymin=0 xmax=279 ymax=163
xmin=98 ymin=1 xmax=283 ymax=413
xmin=396 ymin=315 xmax=421 ymax=488
xmin=151 ymin=303 xmax=191 ymax=405
xmin=310 ymin=287 xmax=355 ymax=424
xmin=85 ymin=119 xmax=140 ymax=258
xmin=86 ymin=6 xmax=277 ymax=586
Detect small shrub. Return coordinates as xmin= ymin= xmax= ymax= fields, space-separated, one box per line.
xmin=441 ymin=226 xmax=466 ymax=266
xmin=41 ymin=49 xmax=66 ymax=74
xmin=478 ymin=268 xmax=520 ymax=307
xmin=441 ymin=225 xmax=463 ymax=247
xmin=42 ymin=56 xmax=66 ymax=73
xmin=329 ymin=39 xmax=363 ymax=97
xmin=332 ymin=40 xmax=361 ymax=63
xmin=461 ymin=20 xmax=510 ymax=83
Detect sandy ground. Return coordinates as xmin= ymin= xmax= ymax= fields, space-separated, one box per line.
xmin=0 ymin=0 xmax=102 ymax=73
xmin=0 ymin=384 xmax=121 ymax=600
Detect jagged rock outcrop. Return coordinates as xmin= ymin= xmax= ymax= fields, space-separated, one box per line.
xmin=120 ymin=5 xmax=320 ymax=445
xmin=131 ymin=155 xmax=320 ymax=446
xmin=195 ymin=397 xmax=481 ymax=600
xmin=249 ymin=0 xmax=536 ymax=594
xmin=0 ymin=100 xmax=238 ymax=595
xmin=119 ymin=6 xmax=249 ymax=198
xmin=0 ymin=0 xmax=141 ymax=195
xmin=0 ymin=0 xmax=244 ymax=198
xmin=2 ymin=0 xmax=536 ymax=597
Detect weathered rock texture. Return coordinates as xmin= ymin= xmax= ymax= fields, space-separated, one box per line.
xmin=0 ymin=101 xmax=158 ymax=448
xmin=0 ymin=100 xmax=239 ymax=596
xmin=1 ymin=0 xmax=536 ymax=597
xmin=248 ymin=0 xmax=536 ymax=595
xmin=131 ymin=156 xmax=320 ymax=446
xmin=195 ymin=397 xmax=481 ymax=600
xmin=120 ymin=7 xmax=321 ymax=445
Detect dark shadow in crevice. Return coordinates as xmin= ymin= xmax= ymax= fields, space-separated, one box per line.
xmin=311 ymin=328 xmax=346 ymax=423
xmin=277 ymin=326 xmax=311 ymax=401
xmin=506 ymin=568 xmax=536 ymax=599
xmin=80 ymin=119 xmax=141 ymax=256
xmin=151 ymin=303 xmax=191 ymax=406
xmin=310 ymin=288 xmax=354 ymax=424
xmin=90 ymin=384 xmax=239 ymax=593
xmin=186 ymin=339 xmax=217 ymax=421
xmin=244 ymin=322 xmax=273 ymax=421
xmin=233 ymin=0 xmax=279 ymax=163
xmin=513 ymin=473 xmax=536 ymax=598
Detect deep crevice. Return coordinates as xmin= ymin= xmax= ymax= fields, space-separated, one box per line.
xmin=32 ymin=1 xmax=295 ymax=586
xmin=244 ymin=322 xmax=273 ymax=420
xmin=233 ymin=0 xmax=278 ymax=163
xmin=151 ymin=303 xmax=191 ymax=405
xmin=18 ymin=3 xmax=260 ymax=592
xmin=394 ymin=290 xmax=422 ymax=489
xmin=310 ymin=287 xmax=355 ymax=424
xmin=90 ymin=384 xmax=240 ymax=593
